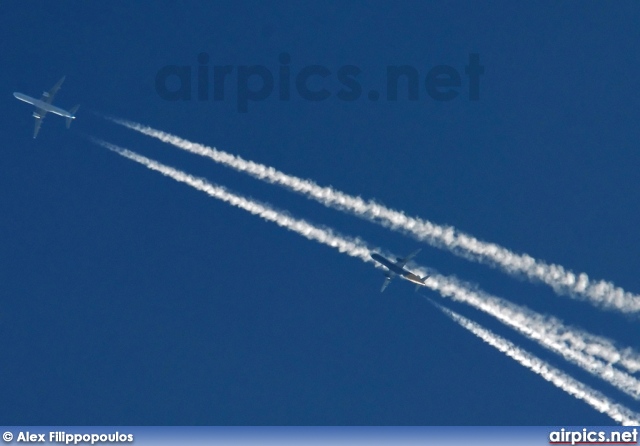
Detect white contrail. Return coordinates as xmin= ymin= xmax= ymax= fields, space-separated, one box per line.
xmin=92 ymin=138 xmax=640 ymax=402
xmin=418 ymin=271 xmax=640 ymax=400
xmin=430 ymin=301 xmax=640 ymax=426
xmin=104 ymin=116 xmax=640 ymax=315
xmin=93 ymin=140 xmax=372 ymax=264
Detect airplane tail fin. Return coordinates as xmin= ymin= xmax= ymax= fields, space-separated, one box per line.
xmin=66 ymin=105 xmax=80 ymax=129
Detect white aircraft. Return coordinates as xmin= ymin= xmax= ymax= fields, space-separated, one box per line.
xmin=13 ymin=76 xmax=79 ymax=138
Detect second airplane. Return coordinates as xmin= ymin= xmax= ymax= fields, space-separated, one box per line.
xmin=371 ymin=249 xmax=428 ymax=292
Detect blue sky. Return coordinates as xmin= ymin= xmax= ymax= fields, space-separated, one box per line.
xmin=1 ymin=2 xmax=639 ymax=425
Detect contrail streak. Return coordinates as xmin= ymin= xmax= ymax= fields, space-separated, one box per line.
xmin=429 ymin=301 xmax=640 ymax=426
xmin=93 ymin=139 xmax=373 ymax=264
xmin=92 ymin=138 xmax=640 ymax=405
xmin=419 ymin=271 xmax=640 ymax=400
xmin=104 ymin=116 xmax=640 ymax=315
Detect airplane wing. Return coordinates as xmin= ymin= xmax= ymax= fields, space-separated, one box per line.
xmin=396 ymin=248 xmax=422 ymax=268
xmin=380 ymin=275 xmax=392 ymax=292
xmin=41 ymin=76 xmax=65 ymax=104
xmin=33 ymin=118 xmax=42 ymax=139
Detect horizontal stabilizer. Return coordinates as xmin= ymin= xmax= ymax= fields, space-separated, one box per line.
xmin=66 ymin=104 xmax=80 ymax=129
xmin=414 ymin=275 xmax=429 ymax=292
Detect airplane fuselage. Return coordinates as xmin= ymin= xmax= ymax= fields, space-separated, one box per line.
xmin=371 ymin=253 xmax=424 ymax=285
xmin=13 ymin=92 xmax=75 ymax=118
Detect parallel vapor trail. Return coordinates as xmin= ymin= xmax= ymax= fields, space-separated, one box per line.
xmin=92 ymin=138 xmax=640 ymax=412
xmin=94 ymin=140 xmax=372 ymax=264
xmin=419 ymin=271 xmax=640 ymax=401
xmin=430 ymin=301 xmax=640 ymax=426
xmin=105 ymin=116 xmax=640 ymax=315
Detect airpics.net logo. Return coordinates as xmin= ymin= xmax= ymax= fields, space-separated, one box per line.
xmin=154 ymin=52 xmax=484 ymax=112
xmin=549 ymin=428 xmax=638 ymax=445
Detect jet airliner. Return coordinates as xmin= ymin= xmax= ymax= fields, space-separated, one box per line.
xmin=371 ymin=249 xmax=428 ymax=292
xmin=13 ymin=76 xmax=79 ymax=138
